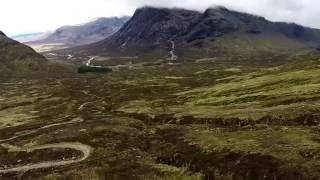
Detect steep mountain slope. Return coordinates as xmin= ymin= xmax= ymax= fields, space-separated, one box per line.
xmin=29 ymin=17 xmax=130 ymax=49
xmin=0 ymin=31 xmax=47 ymax=75
xmin=99 ymin=7 xmax=199 ymax=56
xmin=75 ymin=7 xmax=320 ymax=63
xmin=181 ymin=7 xmax=320 ymax=62
xmin=0 ymin=31 xmax=6 ymax=36
xmin=183 ymin=7 xmax=320 ymax=44
xmin=77 ymin=7 xmax=200 ymax=58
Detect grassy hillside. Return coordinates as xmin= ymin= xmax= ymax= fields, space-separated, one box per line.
xmin=0 ymin=32 xmax=79 ymax=77
xmin=4 ymin=7 xmax=320 ymax=180
xmin=2 ymin=50 xmax=320 ymax=179
xmin=181 ymin=33 xmax=312 ymax=64
xmin=0 ymin=33 xmax=48 ymax=76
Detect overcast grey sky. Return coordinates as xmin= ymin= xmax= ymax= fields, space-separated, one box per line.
xmin=1 ymin=0 xmax=319 ymax=35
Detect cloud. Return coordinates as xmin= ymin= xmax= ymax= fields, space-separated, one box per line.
xmin=1 ymin=0 xmax=320 ymax=36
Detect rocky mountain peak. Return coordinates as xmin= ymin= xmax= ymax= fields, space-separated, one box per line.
xmin=101 ymin=6 xmax=200 ymax=53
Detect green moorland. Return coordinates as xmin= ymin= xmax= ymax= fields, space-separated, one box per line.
xmin=2 ymin=49 xmax=320 ymax=179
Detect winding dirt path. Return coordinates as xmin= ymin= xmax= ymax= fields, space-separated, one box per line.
xmin=0 ymin=143 xmax=91 ymax=173
xmin=0 ymin=118 xmax=91 ymax=173
xmin=86 ymin=56 xmax=98 ymax=66
xmin=0 ymin=117 xmax=84 ymax=144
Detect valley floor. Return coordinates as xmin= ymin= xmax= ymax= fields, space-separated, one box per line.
xmin=2 ymin=53 xmax=320 ymax=179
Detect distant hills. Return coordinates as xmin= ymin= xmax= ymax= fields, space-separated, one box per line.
xmin=0 ymin=31 xmax=47 ymax=75
xmin=27 ymin=17 xmax=130 ymax=51
xmin=69 ymin=7 xmax=320 ymax=64
xmin=12 ymin=32 xmax=50 ymax=43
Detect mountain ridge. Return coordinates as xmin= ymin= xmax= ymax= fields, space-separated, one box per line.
xmin=0 ymin=31 xmax=6 ymax=36
xmin=28 ymin=16 xmax=130 ymax=48
xmin=67 ymin=6 xmax=320 ymax=63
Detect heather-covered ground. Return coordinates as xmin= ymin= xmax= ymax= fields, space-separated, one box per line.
xmin=2 ymin=51 xmax=320 ymax=179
